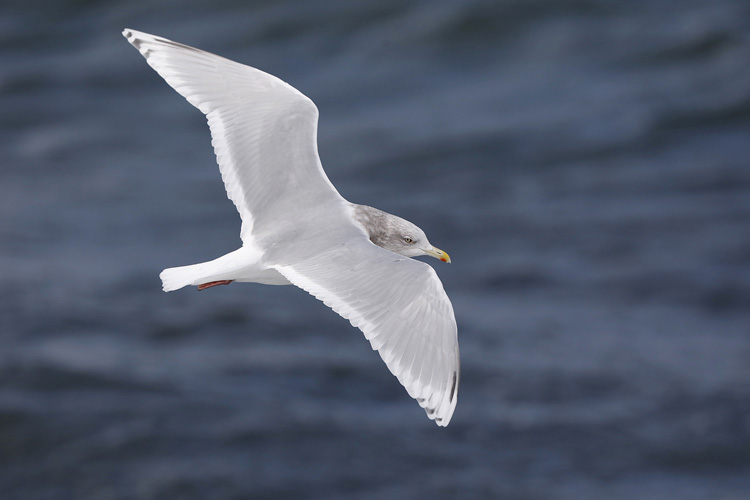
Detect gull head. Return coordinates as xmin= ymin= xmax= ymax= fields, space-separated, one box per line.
xmin=352 ymin=204 xmax=451 ymax=263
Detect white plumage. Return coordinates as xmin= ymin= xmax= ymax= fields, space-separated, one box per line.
xmin=124 ymin=29 xmax=459 ymax=425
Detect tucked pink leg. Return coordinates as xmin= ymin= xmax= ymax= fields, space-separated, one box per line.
xmin=197 ymin=280 xmax=234 ymax=291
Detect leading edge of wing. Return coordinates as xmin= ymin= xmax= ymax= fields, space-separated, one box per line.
xmin=122 ymin=29 xmax=344 ymax=244
xmin=270 ymin=239 xmax=460 ymax=426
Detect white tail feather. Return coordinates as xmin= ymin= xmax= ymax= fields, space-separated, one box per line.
xmin=158 ymin=247 xmax=263 ymax=292
xmin=160 ymin=263 xmax=209 ymax=292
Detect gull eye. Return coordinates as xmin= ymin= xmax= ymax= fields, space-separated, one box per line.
xmin=403 ymin=236 xmax=413 ymax=244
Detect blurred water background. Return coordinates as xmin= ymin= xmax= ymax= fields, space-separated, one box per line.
xmin=2 ymin=0 xmax=750 ymax=498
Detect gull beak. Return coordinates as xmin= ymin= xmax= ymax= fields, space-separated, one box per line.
xmin=423 ymin=246 xmax=451 ymax=263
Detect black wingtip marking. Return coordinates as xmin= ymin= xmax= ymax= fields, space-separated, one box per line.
xmin=449 ymin=371 xmax=457 ymax=402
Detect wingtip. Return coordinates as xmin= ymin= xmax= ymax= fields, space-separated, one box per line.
xmin=122 ymin=28 xmax=139 ymax=48
xmin=420 ymin=367 xmax=459 ymax=427
xmin=122 ymin=28 xmax=154 ymax=48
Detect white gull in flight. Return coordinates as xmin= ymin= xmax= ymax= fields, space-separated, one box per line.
xmin=123 ymin=29 xmax=459 ymax=426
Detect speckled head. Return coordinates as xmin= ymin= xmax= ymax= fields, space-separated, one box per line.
xmin=352 ymin=204 xmax=451 ymax=262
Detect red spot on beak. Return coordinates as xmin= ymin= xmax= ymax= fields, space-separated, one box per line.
xmin=440 ymin=258 xmax=447 ymax=262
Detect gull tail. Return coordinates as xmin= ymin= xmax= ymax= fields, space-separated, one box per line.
xmin=159 ymin=247 xmax=258 ymax=292
xmin=160 ymin=262 xmax=212 ymax=292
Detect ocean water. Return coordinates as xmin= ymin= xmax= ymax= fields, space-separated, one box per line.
xmin=1 ymin=0 xmax=749 ymax=498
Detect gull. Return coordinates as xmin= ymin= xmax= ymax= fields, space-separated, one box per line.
xmin=123 ymin=29 xmax=459 ymax=426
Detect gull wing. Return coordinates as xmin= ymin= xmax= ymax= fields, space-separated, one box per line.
xmin=270 ymin=238 xmax=460 ymax=426
xmin=123 ymin=29 xmax=344 ymax=244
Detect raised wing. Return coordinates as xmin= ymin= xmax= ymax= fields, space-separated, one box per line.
xmin=270 ymin=238 xmax=460 ymax=426
xmin=123 ymin=29 xmax=344 ymax=244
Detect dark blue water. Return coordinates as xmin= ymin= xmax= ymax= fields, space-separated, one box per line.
xmin=2 ymin=0 xmax=750 ymax=498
